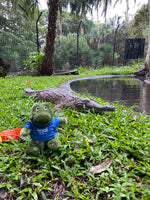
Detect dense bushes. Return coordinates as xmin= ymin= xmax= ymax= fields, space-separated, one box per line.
xmin=54 ymin=33 xmax=92 ymax=69
xmin=92 ymin=43 xmax=113 ymax=67
xmin=0 ymin=31 xmax=35 ymax=72
xmin=0 ymin=0 xmax=37 ymax=72
xmin=54 ymin=34 xmax=120 ymax=70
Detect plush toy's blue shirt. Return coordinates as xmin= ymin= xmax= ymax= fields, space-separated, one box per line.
xmin=24 ymin=118 xmax=60 ymax=141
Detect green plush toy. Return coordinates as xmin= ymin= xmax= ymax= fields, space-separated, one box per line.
xmin=20 ymin=102 xmax=67 ymax=156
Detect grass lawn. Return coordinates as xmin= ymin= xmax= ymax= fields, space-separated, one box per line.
xmin=0 ymin=65 xmax=150 ymax=200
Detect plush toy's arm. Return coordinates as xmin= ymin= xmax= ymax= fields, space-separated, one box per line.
xmin=59 ymin=117 xmax=67 ymax=126
xmin=20 ymin=127 xmax=31 ymax=136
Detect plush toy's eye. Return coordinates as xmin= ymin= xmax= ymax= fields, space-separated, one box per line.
xmin=44 ymin=106 xmax=48 ymax=110
xmin=36 ymin=106 xmax=40 ymax=111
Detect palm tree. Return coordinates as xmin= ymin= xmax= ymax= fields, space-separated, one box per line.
xmin=114 ymin=0 xmax=136 ymax=36
xmin=11 ymin=0 xmax=43 ymax=56
xmin=96 ymin=0 xmax=112 ymax=22
xmin=40 ymin=0 xmax=60 ymax=75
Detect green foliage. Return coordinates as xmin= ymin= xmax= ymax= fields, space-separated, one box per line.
xmin=128 ymin=3 xmax=149 ymax=53
xmin=0 ymin=0 xmax=38 ymax=72
xmin=56 ymin=11 xmax=94 ymax=36
xmin=54 ymin=33 xmax=92 ymax=69
xmin=93 ymin=43 xmax=114 ymax=67
xmin=0 ymin=30 xmax=36 ymax=72
xmin=0 ymin=66 xmax=149 ymax=199
xmin=1 ymin=0 xmax=148 ymax=73
xmin=55 ymin=14 xmax=127 ymax=70
xmin=130 ymin=4 xmax=149 ymax=38
xmin=78 ymin=65 xmax=88 ymax=73
xmin=23 ymin=52 xmax=43 ymax=70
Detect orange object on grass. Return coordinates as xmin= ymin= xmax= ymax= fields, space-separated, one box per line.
xmin=26 ymin=81 xmax=31 ymax=85
xmin=0 ymin=128 xmax=21 ymax=142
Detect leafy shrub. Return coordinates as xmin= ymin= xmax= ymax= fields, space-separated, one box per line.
xmin=78 ymin=65 xmax=88 ymax=73
xmin=23 ymin=52 xmax=43 ymax=70
xmin=54 ymin=33 xmax=92 ymax=70
xmin=93 ymin=43 xmax=113 ymax=67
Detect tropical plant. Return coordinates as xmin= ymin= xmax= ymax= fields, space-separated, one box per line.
xmin=0 ymin=0 xmax=37 ymax=71
xmin=129 ymin=3 xmax=148 ymax=38
xmin=54 ymin=33 xmax=92 ymax=69
xmin=114 ymin=0 xmax=137 ymax=36
xmin=38 ymin=0 xmax=113 ymax=75
xmin=40 ymin=0 xmax=60 ymax=75
xmin=93 ymin=43 xmax=114 ymax=67
xmin=7 ymin=0 xmax=117 ymax=75
xmin=23 ymin=52 xmax=43 ymax=70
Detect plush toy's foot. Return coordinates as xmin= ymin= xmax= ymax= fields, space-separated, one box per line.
xmin=47 ymin=137 xmax=61 ymax=151
xmin=26 ymin=139 xmax=44 ymax=156
xmin=26 ymin=146 xmax=40 ymax=156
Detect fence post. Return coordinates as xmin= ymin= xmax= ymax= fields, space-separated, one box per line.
xmin=36 ymin=12 xmax=43 ymax=53
xmin=77 ymin=20 xmax=82 ymax=66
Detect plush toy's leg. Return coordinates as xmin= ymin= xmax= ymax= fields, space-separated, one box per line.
xmin=26 ymin=139 xmax=44 ymax=156
xmin=47 ymin=136 xmax=61 ymax=151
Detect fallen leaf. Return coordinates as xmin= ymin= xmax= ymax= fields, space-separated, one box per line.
xmin=85 ymin=137 xmax=94 ymax=143
xmin=136 ymin=176 xmax=142 ymax=182
xmin=70 ymin=176 xmax=75 ymax=181
xmin=89 ymin=159 xmax=113 ymax=174
xmin=53 ymin=181 xmax=65 ymax=199
xmin=26 ymin=81 xmax=31 ymax=85
xmin=67 ymin=136 xmax=94 ymax=145
xmin=78 ymin=137 xmax=94 ymax=144
xmin=0 ymin=188 xmax=8 ymax=199
xmin=74 ymin=146 xmax=79 ymax=151
xmin=20 ymin=174 xmax=28 ymax=187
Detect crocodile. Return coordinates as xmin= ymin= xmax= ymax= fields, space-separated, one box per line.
xmin=24 ymin=88 xmax=115 ymax=113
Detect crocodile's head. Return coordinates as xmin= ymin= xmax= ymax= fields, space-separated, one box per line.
xmin=76 ymin=98 xmax=115 ymax=113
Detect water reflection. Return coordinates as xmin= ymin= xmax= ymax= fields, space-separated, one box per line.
xmin=70 ymin=77 xmax=150 ymax=115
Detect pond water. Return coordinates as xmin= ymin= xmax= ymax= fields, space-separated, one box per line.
xmin=70 ymin=76 xmax=150 ymax=115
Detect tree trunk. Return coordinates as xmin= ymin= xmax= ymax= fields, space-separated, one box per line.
xmin=112 ymin=24 xmax=120 ymax=66
xmin=0 ymin=57 xmax=10 ymax=77
xmin=125 ymin=0 xmax=129 ymax=37
xmin=40 ymin=0 xmax=59 ymax=75
xmin=125 ymin=0 xmax=129 ymax=24
xmin=58 ymin=11 xmax=62 ymax=35
xmin=77 ymin=20 xmax=82 ymax=66
xmin=144 ymin=0 xmax=150 ymax=72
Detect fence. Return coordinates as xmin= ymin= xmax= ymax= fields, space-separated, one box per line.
xmin=0 ymin=31 xmax=36 ymax=72
xmin=0 ymin=31 xmax=146 ymax=73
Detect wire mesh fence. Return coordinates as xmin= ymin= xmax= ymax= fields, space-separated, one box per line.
xmin=0 ymin=32 xmax=91 ymax=73
xmin=0 ymin=31 xmax=36 ymax=72
xmin=0 ymin=30 xmax=145 ymax=74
